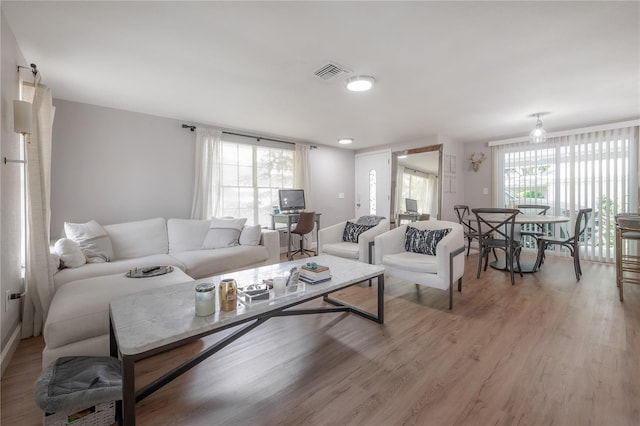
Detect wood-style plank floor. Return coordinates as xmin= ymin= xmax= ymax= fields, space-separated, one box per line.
xmin=2 ymin=252 xmax=639 ymax=425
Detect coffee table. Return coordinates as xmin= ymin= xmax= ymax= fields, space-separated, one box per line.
xmin=109 ymin=254 xmax=385 ymax=425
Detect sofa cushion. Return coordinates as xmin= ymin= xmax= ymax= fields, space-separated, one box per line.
xmin=64 ymin=220 xmax=114 ymax=262
xmin=170 ymin=245 xmax=268 ymax=279
xmin=167 ymin=218 xmax=209 ymax=253
xmin=45 ymin=268 xmax=193 ymax=350
xmin=103 ymin=217 xmax=168 ymax=259
xmin=202 ymin=217 xmax=247 ymax=249
xmin=53 ymin=254 xmax=184 ymax=291
xmin=54 ymin=238 xmax=86 ymax=269
xmin=383 ymin=251 xmax=438 ymax=273
xmin=321 ymin=242 xmax=359 ymax=259
xmin=239 ymin=224 xmax=262 ymax=246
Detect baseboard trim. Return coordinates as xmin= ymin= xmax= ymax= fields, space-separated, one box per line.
xmin=0 ymin=322 xmax=22 ymax=379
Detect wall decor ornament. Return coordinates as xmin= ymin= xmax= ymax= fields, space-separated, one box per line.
xmin=469 ymin=152 xmax=486 ymax=172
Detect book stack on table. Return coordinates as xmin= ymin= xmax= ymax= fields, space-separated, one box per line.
xmin=299 ymin=264 xmax=331 ymax=284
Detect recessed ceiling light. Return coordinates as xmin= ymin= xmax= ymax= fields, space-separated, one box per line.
xmin=338 ymin=138 xmax=354 ymax=145
xmin=345 ymin=75 xmax=375 ymax=92
xmin=397 ymin=155 xmax=408 ymax=159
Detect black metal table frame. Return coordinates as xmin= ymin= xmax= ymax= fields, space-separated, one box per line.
xmin=110 ymin=272 xmax=384 ymax=426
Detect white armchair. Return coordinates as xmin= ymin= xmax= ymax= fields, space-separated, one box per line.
xmin=319 ymin=218 xmax=390 ymax=263
xmin=374 ymin=220 xmax=465 ymax=309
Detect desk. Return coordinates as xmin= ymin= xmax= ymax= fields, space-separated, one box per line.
xmin=397 ymin=212 xmax=419 ymax=225
xmin=463 ymin=213 xmax=570 ymax=272
xmin=270 ymin=212 xmax=321 ymax=260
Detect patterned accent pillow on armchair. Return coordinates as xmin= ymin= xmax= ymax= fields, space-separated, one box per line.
xmin=404 ymin=226 xmax=451 ymax=255
xmin=342 ymin=221 xmax=374 ymax=243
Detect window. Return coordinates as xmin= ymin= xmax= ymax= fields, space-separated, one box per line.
xmin=493 ymin=126 xmax=638 ymax=262
xmin=218 ymin=140 xmax=295 ymax=226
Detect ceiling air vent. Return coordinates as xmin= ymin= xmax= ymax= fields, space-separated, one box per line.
xmin=313 ymin=62 xmax=351 ymax=81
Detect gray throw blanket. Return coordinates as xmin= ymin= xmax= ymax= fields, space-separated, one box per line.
xmin=356 ymin=215 xmax=386 ymax=226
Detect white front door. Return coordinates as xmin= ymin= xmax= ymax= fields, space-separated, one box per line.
xmin=355 ymin=150 xmax=391 ymax=219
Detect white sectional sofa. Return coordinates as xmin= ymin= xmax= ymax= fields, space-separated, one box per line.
xmin=43 ymin=217 xmax=279 ymax=367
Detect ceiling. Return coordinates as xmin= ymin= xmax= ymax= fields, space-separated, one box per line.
xmin=3 ymin=1 xmax=639 ymax=150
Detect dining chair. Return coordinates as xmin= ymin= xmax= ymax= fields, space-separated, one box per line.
xmin=472 ymin=208 xmax=523 ymax=285
xmin=517 ymin=204 xmax=550 ymax=248
xmin=533 ymin=208 xmax=592 ymax=280
xmin=454 ymin=205 xmax=478 ymax=256
xmin=288 ymin=211 xmax=317 ymax=260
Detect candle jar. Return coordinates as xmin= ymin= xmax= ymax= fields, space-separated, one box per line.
xmin=195 ymin=282 xmax=216 ymax=316
xmin=219 ymin=278 xmax=238 ymax=311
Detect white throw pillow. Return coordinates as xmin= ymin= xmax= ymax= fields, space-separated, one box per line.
xmin=64 ymin=220 xmax=114 ymax=262
xmin=54 ymin=238 xmax=86 ymax=268
xmin=239 ymin=224 xmax=262 ymax=246
xmin=202 ymin=218 xmax=247 ymax=249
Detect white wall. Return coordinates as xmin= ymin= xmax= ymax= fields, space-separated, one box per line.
xmin=309 ymin=145 xmax=355 ymax=227
xmin=463 ymin=141 xmax=492 ymax=209
xmin=1 ymin=11 xmax=26 ymax=358
xmin=51 ymin=100 xmax=194 ymax=236
xmin=50 ymin=100 xmax=356 ymax=237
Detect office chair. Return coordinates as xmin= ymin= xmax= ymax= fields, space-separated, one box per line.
xmin=289 ymin=211 xmax=316 ymax=260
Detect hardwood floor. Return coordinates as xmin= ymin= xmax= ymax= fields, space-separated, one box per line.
xmin=2 ymin=252 xmax=639 ymax=425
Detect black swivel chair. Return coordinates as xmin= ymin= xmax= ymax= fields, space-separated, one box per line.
xmin=288 ymin=211 xmax=316 ymax=260
xmin=533 ymin=208 xmax=592 ymax=280
xmin=454 ymin=205 xmax=479 ymax=256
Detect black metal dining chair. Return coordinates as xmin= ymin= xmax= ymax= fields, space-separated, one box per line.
xmin=533 ymin=208 xmax=592 ymax=280
xmin=454 ymin=205 xmax=478 ymax=256
xmin=472 ymin=208 xmax=523 ymax=285
xmin=517 ymin=204 xmax=550 ymax=248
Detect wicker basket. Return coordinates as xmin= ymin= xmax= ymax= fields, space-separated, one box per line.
xmin=43 ymin=401 xmax=115 ymax=426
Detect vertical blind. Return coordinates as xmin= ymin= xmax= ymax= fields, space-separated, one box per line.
xmin=492 ymin=125 xmax=638 ymax=263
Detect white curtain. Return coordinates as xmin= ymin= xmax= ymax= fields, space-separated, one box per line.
xmin=190 ymin=128 xmax=222 ymax=219
xmin=294 ymin=144 xmax=312 ymax=209
xmin=21 ymin=83 xmax=55 ymax=338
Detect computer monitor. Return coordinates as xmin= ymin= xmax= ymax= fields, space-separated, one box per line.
xmin=279 ymin=189 xmax=306 ymax=212
xmin=405 ymin=198 xmax=418 ymax=213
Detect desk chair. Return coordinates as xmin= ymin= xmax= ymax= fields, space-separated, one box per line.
xmin=288 ymin=211 xmax=316 ymax=260
xmin=472 ymin=208 xmax=523 ymax=285
xmin=454 ymin=205 xmax=478 ymax=256
xmin=533 ymin=208 xmax=592 ymax=280
xmin=517 ymin=204 xmax=550 ymax=248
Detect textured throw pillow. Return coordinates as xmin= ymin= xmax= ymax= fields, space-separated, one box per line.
xmin=64 ymin=220 xmax=114 ymax=263
xmin=342 ymin=221 xmax=374 ymax=243
xmin=404 ymin=227 xmax=451 ymax=255
xmin=239 ymin=224 xmax=262 ymax=246
xmin=54 ymin=238 xmax=86 ymax=268
xmin=202 ymin=217 xmax=248 ymax=249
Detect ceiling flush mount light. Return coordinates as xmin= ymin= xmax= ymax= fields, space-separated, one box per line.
xmin=338 ymin=138 xmax=353 ymax=145
xmin=529 ymin=112 xmax=549 ymax=144
xmin=345 ymin=75 xmax=375 ymax=92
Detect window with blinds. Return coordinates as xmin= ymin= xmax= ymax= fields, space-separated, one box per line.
xmin=492 ymin=125 xmax=638 ymax=263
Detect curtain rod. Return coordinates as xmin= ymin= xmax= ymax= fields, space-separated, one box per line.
xmin=181 ymin=124 xmax=317 ymax=148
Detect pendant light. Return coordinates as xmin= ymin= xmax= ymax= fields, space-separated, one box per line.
xmin=529 ymin=113 xmax=548 ymax=144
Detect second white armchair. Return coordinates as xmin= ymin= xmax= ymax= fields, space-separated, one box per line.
xmin=319 ymin=218 xmax=390 ymax=263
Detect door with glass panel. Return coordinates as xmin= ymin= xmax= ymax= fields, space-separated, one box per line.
xmin=355 ymin=150 xmax=391 ymax=220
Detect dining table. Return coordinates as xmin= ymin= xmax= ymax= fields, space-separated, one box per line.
xmin=462 ymin=212 xmax=571 ymax=273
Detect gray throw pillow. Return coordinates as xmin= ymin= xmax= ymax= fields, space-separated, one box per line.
xmin=342 ymin=221 xmax=374 ymax=243
xmin=405 ymin=227 xmax=451 ymax=255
